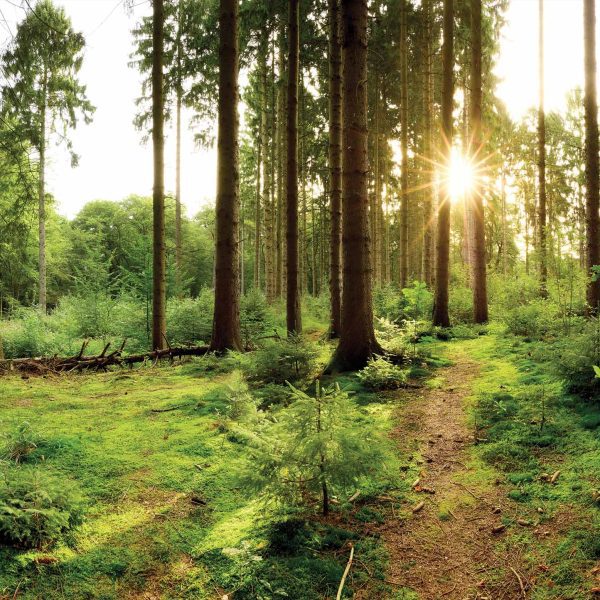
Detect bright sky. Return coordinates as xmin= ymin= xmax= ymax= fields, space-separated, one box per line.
xmin=0 ymin=0 xmax=592 ymax=219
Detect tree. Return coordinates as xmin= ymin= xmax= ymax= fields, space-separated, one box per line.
xmin=210 ymin=0 xmax=242 ymax=352
xmin=2 ymin=0 xmax=94 ymax=312
xmin=286 ymin=0 xmax=301 ymax=335
xmin=151 ymin=0 xmax=167 ymax=351
xmin=538 ymin=0 xmax=548 ymax=297
xmin=329 ymin=0 xmax=383 ymax=371
xmin=584 ymin=0 xmax=600 ymax=313
xmin=328 ymin=0 xmax=342 ymax=338
xmin=399 ymin=0 xmax=409 ymax=289
xmin=432 ymin=0 xmax=454 ymax=327
xmin=470 ymin=0 xmax=488 ymax=323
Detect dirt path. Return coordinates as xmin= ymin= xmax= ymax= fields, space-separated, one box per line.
xmin=378 ymin=346 xmax=531 ymax=600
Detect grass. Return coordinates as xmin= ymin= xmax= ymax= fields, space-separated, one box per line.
xmin=0 ymin=350 xmax=401 ymax=599
xmin=456 ymin=329 xmax=600 ymax=599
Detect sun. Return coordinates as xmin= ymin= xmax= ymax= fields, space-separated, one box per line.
xmin=447 ymin=148 xmax=476 ymax=203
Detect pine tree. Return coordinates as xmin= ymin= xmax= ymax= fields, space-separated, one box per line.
xmin=584 ymin=0 xmax=600 ymax=313
xmin=2 ymin=0 xmax=94 ymax=313
xmin=329 ymin=0 xmax=383 ymax=371
xmin=210 ymin=0 xmax=242 ymax=352
xmin=470 ymin=0 xmax=488 ymax=323
xmin=432 ymin=0 xmax=454 ymax=327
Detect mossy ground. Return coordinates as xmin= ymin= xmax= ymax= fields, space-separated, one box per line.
xmin=0 ymin=352 xmax=399 ymax=599
xmin=1 ymin=326 xmax=599 ymax=599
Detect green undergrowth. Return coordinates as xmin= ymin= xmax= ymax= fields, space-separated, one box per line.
xmin=457 ymin=328 xmax=600 ymax=599
xmin=0 ymin=343 xmax=409 ymax=599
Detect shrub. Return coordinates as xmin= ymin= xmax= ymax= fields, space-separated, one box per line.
xmin=240 ymin=289 xmax=273 ymax=347
xmin=504 ymin=300 xmax=556 ymax=339
xmin=401 ymin=281 xmax=433 ymax=321
xmin=373 ymin=284 xmax=403 ymax=322
xmin=223 ymin=371 xmax=258 ymax=422
xmin=243 ymin=382 xmax=395 ymax=515
xmin=553 ymin=319 xmax=600 ymax=395
xmin=0 ymin=468 xmax=84 ymax=549
xmin=358 ymin=356 xmax=409 ymax=390
xmin=166 ymin=289 xmax=214 ymax=346
xmin=448 ymin=285 xmax=473 ymax=324
xmin=1 ymin=422 xmax=43 ymax=464
xmin=248 ymin=337 xmax=320 ymax=384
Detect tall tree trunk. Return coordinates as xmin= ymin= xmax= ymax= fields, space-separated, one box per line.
xmin=538 ymin=0 xmax=548 ymax=297
xmin=175 ymin=0 xmax=183 ymax=293
xmin=470 ymin=0 xmax=488 ymax=324
xmin=432 ymin=0 xmax=453 ymax=327
xmin=255 ymin=30 xmax=268 ymax=291
xmin=584 ymin=0 xmax=600 ymax=313
xmin=329 ymin=0 xmax=382 ymax=372
xmin=210 ymin=0 xmax=242 ymax=352
xmin=265 ymin=42 xmax=276 ymax=302
xmin=276 ymin=19 xmax=286 ymax=299
xmin=38 ymin=71 xmax=47 ymax=313
xmin=328 ymin=0 xmax=342 ymax=338
xmin=399 ymin=0 xmax=409 ymax=289
xmin=152 ymin=0 xmax=167 ymax=350
xmin=286 ymin=0 xmax=301 ymax=335
xmin=423 ymin=0 xmax=434 ymax=287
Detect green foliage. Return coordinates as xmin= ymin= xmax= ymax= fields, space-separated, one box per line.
xmin=401 ymin=281 xmax=433 ymax=321
xmin=552 ymin=318 xmax=600 ymax=395
xmin=243 ymin=382 xmax=395 ymax=514
xmin=448 ymin=285 xmax=473 ymax=324
xmin=166 ymin=290 xmax=214 ymax=345
xmin=504 ymin=300 xmax=556 ymax=338
xmin=0 ymin=467 xmax=84 ymax=549
xmin=358 ymin=356 xmax=410 ymax=390
xmin=240 ymin=289 xmax=273 ymax=347
xmin=1 ymin=422 xmax=43 ymax=464
xmin=247 ymin=337 xmax=320 ymax=384
xmin=223 ymin=371 xmax=258 ymax=422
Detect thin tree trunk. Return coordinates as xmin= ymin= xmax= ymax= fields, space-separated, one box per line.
xmin=265 ymin=41 xmax=276 ymax=302
xmin=175 ymin=0 xmax=183 ymax=293
xmin=584 ymin=0 xmax=600 ymax=313
xmin=432 ymin=0 xmax=454 ymax=327
xmin=286 ymin=0 xmax=301 ymax=335
xmin=276 ymin=18 xmax=286 ymax=299
xmin=152 ymin=0 xmax=167 ymax=350
xmin=538 ymin=0 xmax=548 ymax=297
xmin=423 ymin=0 xmax=434 ymax=287
xmin=470 ymin=0 xmax=488 ymax=324
xmin=329 ymin=0 xmax=342 ymax=337
xmin=38 ymin=70 xmax=47 ymax=313
xmin=399 ymin=0 xmax=409 ymax=289
xmin=329 ymin=0 xmax=382 ymax=372
xmin=210 ymin=0 xmax=242 ymax=352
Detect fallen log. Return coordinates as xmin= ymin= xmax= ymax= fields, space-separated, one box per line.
xmin=0 ymin=342 xmax=210 ymax=375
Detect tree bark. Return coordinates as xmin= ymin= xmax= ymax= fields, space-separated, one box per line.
xmin=584 ymin=0 xmax=600 ymax=313
xmin=175 ymin=0 xmax=183 ymax=293
xmin=399 ymin=0 xmax=409 ymax=289
xmin=38 ymin=70 xmax=47 ymax=313
xmin=329 ymin=0 xmax=342 ymax=338
xmin=210 ymin=0 xmax=242 ymax=352
xmin=329 ymin=0 xmax=382 ymax=372
xmin=276 ymin=18 xmax=286 ymax=299
xmin=538 ymin=0 xmax=548 ymax=297
xmin=286 ymin=0 xmax=301 ymax=335
xmin=432 ymin=0 xmax=454 ymax=327
xmin=470 ymin=0 xmax=488 ymax=324
xmin=423 ymin=0 xmax=434 ymax=288
xmin=152 ymin=0 xmax=167 ymax=350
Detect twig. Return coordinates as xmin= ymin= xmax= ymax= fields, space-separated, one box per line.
xmin=510 ymin=566 xmax=526 ymax=598
xmin=336 ymin=544 xmax=354 ymax=600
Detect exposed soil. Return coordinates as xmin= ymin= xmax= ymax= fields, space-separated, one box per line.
xmin=376 ymin=349 xmax=541 ymax=600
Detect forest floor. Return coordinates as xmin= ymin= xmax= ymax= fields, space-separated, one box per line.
xmin=375 ymin=333 xmax=600 ymax=600
xmin=1 ymin=330 xmax=600 ymax=599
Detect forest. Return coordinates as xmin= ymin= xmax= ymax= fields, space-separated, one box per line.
xmin=1 ymin=0 xmax=600 ymax=598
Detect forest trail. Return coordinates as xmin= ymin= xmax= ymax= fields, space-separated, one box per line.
xmin=378 ymin=343 xmax=532 ymax=600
